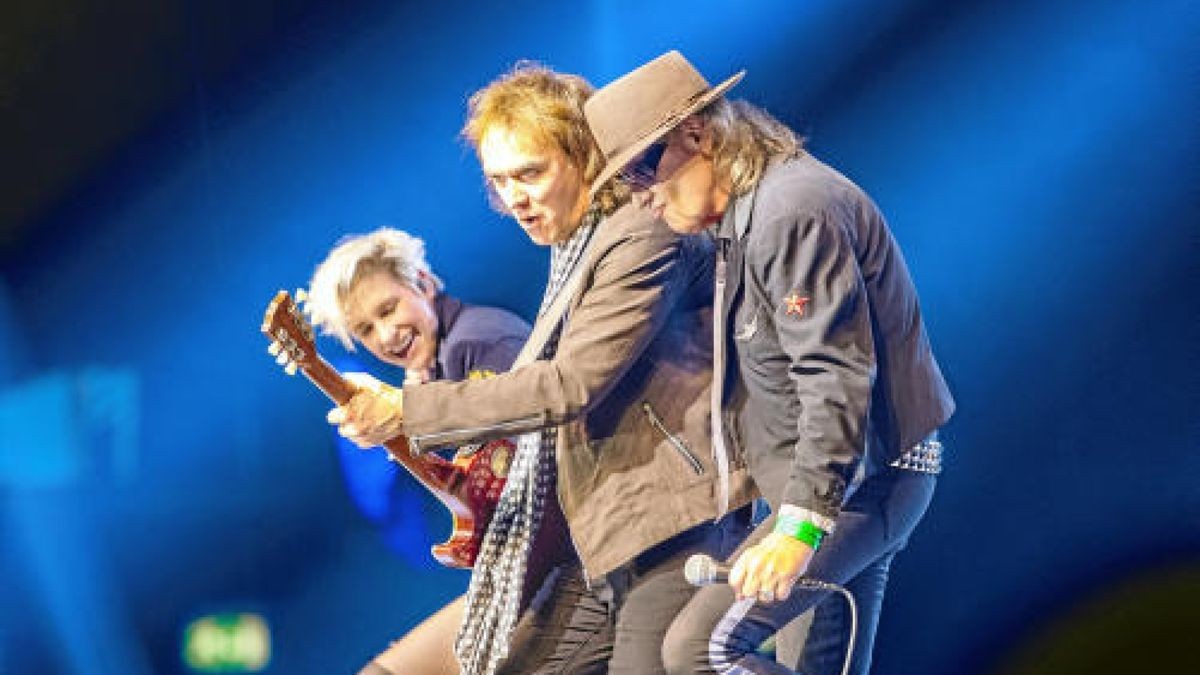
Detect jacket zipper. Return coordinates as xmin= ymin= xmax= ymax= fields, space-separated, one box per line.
xmin=642 ymin=402 xmax=704 ymax=475
xmin=409 ymin=414 xmax=544 ymax=453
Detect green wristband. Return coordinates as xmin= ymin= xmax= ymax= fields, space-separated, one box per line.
xmin=795 ymin=521 xmax=826 ymax=549
xmin=774 ymin=515 xmax=826 ymax=550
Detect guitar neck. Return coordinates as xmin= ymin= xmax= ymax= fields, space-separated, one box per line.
xmin=300 ymin=354 xmax=458 ymax=492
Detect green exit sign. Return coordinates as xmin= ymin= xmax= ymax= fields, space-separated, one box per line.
xmin=182 ymin=613 xmax=271 ymax=673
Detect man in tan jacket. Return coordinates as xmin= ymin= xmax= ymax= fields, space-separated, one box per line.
xmin=330 ymin=64 xmax=756 ymax=674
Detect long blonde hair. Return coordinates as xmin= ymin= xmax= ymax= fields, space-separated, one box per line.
xmin=462 ymin=62 xmax=629 ymax=217
xmin=702 ymin=98 xmax=804 ymax=197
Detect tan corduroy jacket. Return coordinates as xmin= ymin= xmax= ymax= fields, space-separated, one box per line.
xmin=403 ymin=202 xmax=757 ymax=579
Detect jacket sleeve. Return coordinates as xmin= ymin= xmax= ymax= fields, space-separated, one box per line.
xmin=751 ymin=202 xmax=875 ymax=518
xmin=402 ymin=219 xmax=689 ymax=451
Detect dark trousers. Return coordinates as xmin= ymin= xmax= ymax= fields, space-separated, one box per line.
xmin=499 ymin=510 xmax=753 ymax=674
xmin=662 ymin=468 xmax=937 ymax=674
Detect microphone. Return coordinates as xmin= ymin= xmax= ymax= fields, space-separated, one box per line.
xmin=683 ymin=554 xmax=842 ymax=591
xmin=684 ymin=554 xmax=857 ymax=675
xmin=684 ymin=553 xmax=729 ymax=586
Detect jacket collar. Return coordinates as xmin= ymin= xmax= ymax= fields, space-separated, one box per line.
xmin=432 ymin=294 xmax=463 ymax=380
xmin=716 ymin=184 xmax=758 ymax=242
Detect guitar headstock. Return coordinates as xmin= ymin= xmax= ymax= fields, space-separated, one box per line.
xmin=262 ymin=289 xmax=317 ymax=376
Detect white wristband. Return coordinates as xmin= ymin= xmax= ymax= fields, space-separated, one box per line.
xmin=778 ymin=504 xmax=837 ymax=534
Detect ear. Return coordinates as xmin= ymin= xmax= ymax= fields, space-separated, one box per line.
xmin=416 ymin=270 xmax=438 ymax=300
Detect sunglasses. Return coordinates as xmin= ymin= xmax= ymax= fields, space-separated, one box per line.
xmin=618 ymin=141 xmax=668 ymax=190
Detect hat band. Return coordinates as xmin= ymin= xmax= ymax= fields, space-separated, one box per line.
xmin=606 ymin=88 xmax=711 ymax=164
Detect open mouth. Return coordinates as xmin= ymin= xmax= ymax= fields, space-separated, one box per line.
xmin=387 ymin=331 xmax=416 ymax=360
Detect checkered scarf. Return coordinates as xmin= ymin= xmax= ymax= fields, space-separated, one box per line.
xmin=453 ymin=215 xmax=598 ymax=675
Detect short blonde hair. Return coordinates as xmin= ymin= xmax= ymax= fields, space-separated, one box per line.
xmin=306 ymin=228 xmax=443 ymax=350
xmin=462 ymin=62 xmax=628 ymax=217
xmin=701 ymin=98 xmax=803 ymax=197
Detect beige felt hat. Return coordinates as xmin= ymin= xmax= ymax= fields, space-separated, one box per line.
xmin=585 ymin=50 xmax=744 ymax=196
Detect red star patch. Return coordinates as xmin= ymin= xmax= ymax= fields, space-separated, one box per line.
xmin=784 ymin=292 xmax=810 ymax=317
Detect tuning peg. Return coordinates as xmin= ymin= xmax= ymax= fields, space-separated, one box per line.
xmin=276 ymin=351 xmax=290 ymax=366
xmin=295 ymin=288 xmax=308 ymax=302
xmin=284 ymin=362 xmax=298 ymax=376
xmin=268 ymin=342 xmax=282 ymax=357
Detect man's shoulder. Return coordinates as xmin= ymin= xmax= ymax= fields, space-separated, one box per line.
xmin=449 ymin=301 xmax=531 ymax=342
xmin=596 ymin=201 xmax=671 ymax=241
xmin=754 ymin=153 xmax=875 ymax=226
xmin=438 ymin=299 xmax=529 ymax=378
xmin=585 ymin=203 xmax=687 ymax=272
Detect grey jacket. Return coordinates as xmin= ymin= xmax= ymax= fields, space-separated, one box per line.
xmin=718 ymin=153 xmax=955 ymax=517
xmin=403 ymin=202 xmax=757 ymax=579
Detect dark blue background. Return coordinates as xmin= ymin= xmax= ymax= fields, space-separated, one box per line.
xmin=1 ymin=0 xmax=1196 ymax=673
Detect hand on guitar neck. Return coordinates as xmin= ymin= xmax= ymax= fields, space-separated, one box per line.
xmin=327 ymin=372 xmax=408 ymax=449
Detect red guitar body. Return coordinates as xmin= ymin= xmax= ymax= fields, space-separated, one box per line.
xmin=423 ymin=439 xmax=513 ymax=568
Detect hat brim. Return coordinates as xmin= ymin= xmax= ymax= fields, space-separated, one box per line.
xmin=589 ymin=70 xmax=745 ymax=198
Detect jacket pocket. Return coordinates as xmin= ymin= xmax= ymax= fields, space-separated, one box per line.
xmin=641 ymin=401 xmax=704 ymax=475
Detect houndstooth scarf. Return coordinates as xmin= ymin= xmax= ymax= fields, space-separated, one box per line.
xmin=453 ymin=215 xmax=598 ymax=675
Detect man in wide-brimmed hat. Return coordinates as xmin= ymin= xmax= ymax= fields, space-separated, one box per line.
xmin=330 ymin=62 xmax=756 ymax=675
xmin=584 ymin=51 xmax=956 ymax=674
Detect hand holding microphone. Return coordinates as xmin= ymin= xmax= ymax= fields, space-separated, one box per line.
xmin=686 ymin=552 xmax=840 ymax=586
xmin=685 ymin=551 xmax=859 ymax=675
xmin=685 ymin=532 xmax=826 ymax=604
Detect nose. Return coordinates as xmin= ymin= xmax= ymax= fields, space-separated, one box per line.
xmin=376 ymin=321 xmax=397 ymax=345
xmin=502 ymin=182 xmax=530 ymax=211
